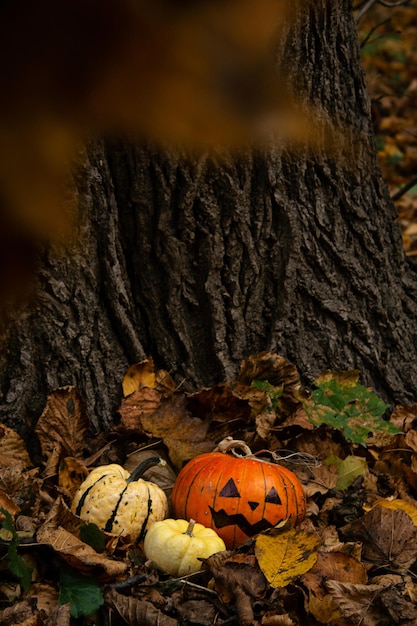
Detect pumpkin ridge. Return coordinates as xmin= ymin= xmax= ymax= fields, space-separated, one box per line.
xmin=182 ymin=460 xmax=209 ymax=516
xmin=75 ymin=473 xmax=108 ymax=517
xmin=104 ymin=485 xmax=129 ymax=533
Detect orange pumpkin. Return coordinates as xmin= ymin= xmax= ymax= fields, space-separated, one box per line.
xmin=171 ymin=440 xmax=306 ymax=549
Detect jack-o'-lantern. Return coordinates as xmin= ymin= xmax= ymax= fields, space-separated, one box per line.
xmin=171 ymin=439 xmax=306 ymax=549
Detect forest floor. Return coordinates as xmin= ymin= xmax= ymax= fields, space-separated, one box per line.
xmin=358 ymin=1 xmax=417 ymax=259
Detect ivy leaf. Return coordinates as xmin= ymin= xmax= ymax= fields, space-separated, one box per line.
xmin=59 ymin=567 xmax=104 ymax=618
xmin=0 ymin=507 xmax=33 ymax=592
xmin=303 ymin=371 xmax=400 ymax=445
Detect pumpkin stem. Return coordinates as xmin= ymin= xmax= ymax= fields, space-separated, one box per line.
xmin=184 ymin=519 xmax=196 ymax=537
xmin=127 ymin=456 xmax=166 ymax=483
xmin=215 ymin=437 xmax=253 ymax=457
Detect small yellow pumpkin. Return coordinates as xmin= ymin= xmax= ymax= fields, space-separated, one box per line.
xmin=71 ymin=457 xmax=168 ymax=542
xmin=144 ymin=518 xmax=226 ymax=576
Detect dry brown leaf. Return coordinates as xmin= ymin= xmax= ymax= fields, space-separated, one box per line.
xmin=340 ymin=506 xmax=417 ymax=572
xmin=405 ymin=429 xmax=417 ymax=452
xmin=308 ymin=591 xmax=343 ymax=625
xmin=58 ymin=457 xmax=88 ymax=494
xmin=36 ymin=524 xmax=127 ymax=578
xmin=390 ymin=404 xmax=417 ymax=432
xmin=117 ymin=387 xmax=162 ymax=433
xmin=0 ymin=490 xmax=20 ymax=518
xmin=0 ymin=599 xmax=35 ymax=626
xmin=0 ymin=423 xmax=32 ymax=470
xmin=296 ymin=462 xmax=338 ymax=497
xmin=105 ymin=589 xmax=178 ymax=626
xmin=44 ymin=603 xmax=71 ymax=626
xmin=29 ymin=583 xmax=59 ymax=617
xmin=187 ymin=383 xmax=251 ymax=424
xmin=35 ymin=387 xmax=89 ymax=465
xmin=236 ymin=352 xmax=303 ymax=416
xmin=325 ymin=581 xmax=388 ymax=626
xmin=302 ymin=552 xmax=367 ymax=600
xmin=175 ymin=600 xmax=216 ymax=626
xmin=138 ymin=394 xmax=215 ymax=468
xmin=210 ymin=560 xmax=267 ymax=626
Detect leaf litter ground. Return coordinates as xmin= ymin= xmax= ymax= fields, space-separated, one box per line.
xmin=2 ymin=352 xmax=417 ymax=625
xmin=2 ymin=6 xmax=417 ymax=624
xmin=358 ymin=2 xmax=417 ymax=259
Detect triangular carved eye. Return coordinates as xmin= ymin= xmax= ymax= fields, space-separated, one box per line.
xmin=248 ymin=501 xmax=259 ymax=510
xmin=219 ymin=478 xmax=240 ymax=497
xmin=265 ymin=486 xmax=281 ymax=504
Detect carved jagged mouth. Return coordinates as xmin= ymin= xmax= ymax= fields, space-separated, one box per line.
xmin=209 ymin=506 xmax=273 ymax=536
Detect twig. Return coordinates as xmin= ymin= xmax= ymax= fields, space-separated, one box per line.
xmin=356 ymin=0 xmax=379 ymax=22
xmin=391 ymin=174 xmax=417 ymax=202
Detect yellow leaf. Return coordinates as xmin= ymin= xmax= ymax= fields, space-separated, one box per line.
xmin=371 ymin=499 xmax=417 ymax=526
xmin=122 ymin=358 xmax=156 ymax=397
xmin=255 ymin=528 xmax=320 ymax=588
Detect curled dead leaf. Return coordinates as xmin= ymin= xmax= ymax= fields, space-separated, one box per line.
xmin=105 ymin=589 xmax=178 ymax=626
xmin=35 ymin=387 xmax=89 ymax=465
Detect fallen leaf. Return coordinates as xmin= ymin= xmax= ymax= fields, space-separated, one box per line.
xmin=255 ymin=527 xmax=320 ymax=588
xmin=325 ymin=454 xmax=367 ymax=490
xmin=303 ymin=373 xmax=397 ymax=445
xmin=370 ymin=498 xmax=417 ymax=526
xmin=325 ymin=581 xmax=386 ymax=626
xmin=302 ymin=551 xmax=367 ymax=594
xmin=340 ymin=506 xmax=417 ymax=572
xmin=122 ymin=358 xmax=156 ymax=396
xmin=37 ymin=524 xmax=127 ymax=578
xmin=117 ymin=387 xmax=162 ymax=433
xmin=58 ymin=457 xmax=88 ymax=494
xmin=390 ymin=404 xmax=417 ymax=432
xmin=0 ymin=424 xmax=32 ymax=471
xmin=138 ymin=394 xmax=215 ymax=468
xmin=35 ymin=387 xmax=89 ymax=464
xmin=237 ymin=352 xmax=303 ymax=416
xmin=105 ymin=588 xmax=178 ymax=626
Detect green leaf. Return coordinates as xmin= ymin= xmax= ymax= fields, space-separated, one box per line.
xmin=8 ymin=541 xmax=33 ymax=592
xmin=325 ymin=453 xmax=367 ymax=490
xmin=251 ymin=380 xmax=283 ymax=410
xmin=79 ymin=523 xmax=106 ymax=553
xmin=59 ymin=568 xmax=104 ymax=618
xmin=303 ymin=372 xmax=400 ymax=445
xmin=0 ymin=507 xmax=33 ymax=592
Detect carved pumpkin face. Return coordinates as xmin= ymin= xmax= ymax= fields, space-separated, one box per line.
xmin=171 ymin=451 xmax=305 ymax=549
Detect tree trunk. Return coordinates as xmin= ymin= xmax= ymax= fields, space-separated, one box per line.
xmin=1 ymin=0 xmax=417 ymax=440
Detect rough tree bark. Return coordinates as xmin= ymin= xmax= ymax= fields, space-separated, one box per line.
xmin=1 ymin=0 xmax=417 ymax=440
